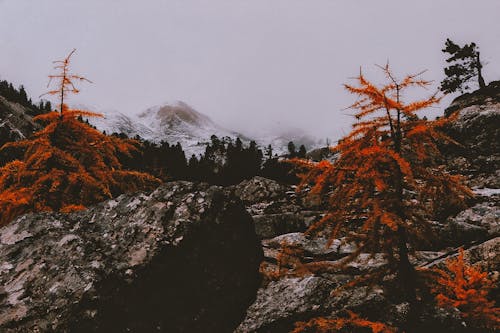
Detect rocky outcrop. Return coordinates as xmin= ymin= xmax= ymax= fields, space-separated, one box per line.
xmin=0 ymin=181 xmax=263 ymax=333
xmin=444 ymin=81 xmax=500 ymax=117
xmin=238 ymin=236 xmax=499 ymax=333
xmin=232 ymin=176 xmax=289 ymax=208
xmin=443 ymin=82 xmax=500 ymax=189
xmin=441 ymin=201 xmax=499 ymax=246
xmin=230 ymin=177 xmax=323 ymax=239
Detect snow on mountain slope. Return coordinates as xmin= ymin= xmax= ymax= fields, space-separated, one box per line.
xmin=253 ymin=127 xmax=320 ymax=156
xmin=88 ymin=108 xmax=154 ymax=139
xmin=88 ymin=101 xmax=243 ymax=156
xmin=87 ymin=101 xmax=321 ymax=157
xmin=136 ymin=101 xmax=244 ymax=156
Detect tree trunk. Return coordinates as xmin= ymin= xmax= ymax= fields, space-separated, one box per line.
xmin=397 ymin=225 xmax=420 ymax=332
xmin=394 ymin=131 xmax=419 ymax=330
xmin=477 ymin=52 xmax=486 ymax=89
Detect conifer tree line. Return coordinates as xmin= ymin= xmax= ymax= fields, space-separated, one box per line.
xmin=121 ymin=134 xmax=303 ymax=186
xmin=0 ymin=80 xmax=52 ymax=115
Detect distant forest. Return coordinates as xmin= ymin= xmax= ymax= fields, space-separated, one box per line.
xmin=119 ymin=133 xmax=304 ymax=186
xmin=0 ymin=78 xmax=305 ymax=186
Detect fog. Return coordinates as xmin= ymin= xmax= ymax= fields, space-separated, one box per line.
xmin=1 ymin=0 xmax=499 ymax=141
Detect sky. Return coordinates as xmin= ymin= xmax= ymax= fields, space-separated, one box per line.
xmin=1 ymin=0 xmax=499 ymax=141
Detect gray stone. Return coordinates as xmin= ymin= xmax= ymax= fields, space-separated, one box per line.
xmin=234 ymin=276 xmax=337 ymax=333
xmin=421 ymin=236 xmax=500 ymax=273
xmin=0 ymin=181 xmax=263 ymax=333
xmin=442 ymin=202 xmax=499 ymax=246
xmin=233 ymin=176 xmax=287 ymax=204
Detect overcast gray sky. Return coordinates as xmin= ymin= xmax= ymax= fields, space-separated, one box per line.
xmin=1 ymin=0 xmax=499 ymax=140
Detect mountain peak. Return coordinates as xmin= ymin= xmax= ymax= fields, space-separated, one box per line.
xmin=138 ymin=101 xmax=215 ymax=130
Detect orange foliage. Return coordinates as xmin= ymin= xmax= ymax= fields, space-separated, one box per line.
xmin=40 ymin=48 xmax=92 ymax=114
xmin=292 ymin=65 xmax=473 ymax=284
xmin=0 ymin=50 xmax=160 ymax=225
xmin=431 ymin=248 xmax=500 ymax=329
xmin=291 ymin=311 xmax=396 ymax=333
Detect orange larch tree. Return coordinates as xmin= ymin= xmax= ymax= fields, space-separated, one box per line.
xmin=431 ymin=248 xmax=500 ymax=330
xmin=0 ymin=49 xmax=160 ymax=225
xmin=292 ymin=64 xmax=473 ymax=308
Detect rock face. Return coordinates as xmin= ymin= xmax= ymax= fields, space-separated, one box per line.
xmin=0 ymin=181 xmax=263 ymax=333
xmin=441 ymin=201 xmax=499 ymax=246
xmin=443 ymin=82 xmax=500 ymax=189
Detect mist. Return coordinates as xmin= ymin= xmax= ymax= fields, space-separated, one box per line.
xmin=1 ymin=0 xmax=499 ymax=142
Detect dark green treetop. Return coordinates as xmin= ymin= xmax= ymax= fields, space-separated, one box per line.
xmin=440 ymin=38 xmax=486 ymax=94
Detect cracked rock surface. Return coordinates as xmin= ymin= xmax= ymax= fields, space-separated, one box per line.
xmin=0 ymin=181 xmax=263 ymax=333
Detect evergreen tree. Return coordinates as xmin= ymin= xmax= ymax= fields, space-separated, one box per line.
xmin=0 ymin=49 xmax=159 ymax=225
xmin=19 ymin=85 xmax=28 ymax=104
xmin=298 ymin=145 xmax=307 ymax=158
xmin=265 ymin=144 xmax=273 ymax=160
xmin=440 ymin=38 xmax=486 ymax=94
xmin=293 ymin=65 xmax=472 ymax=329
xmin=287 ymin=141 xmax=296 ymax=158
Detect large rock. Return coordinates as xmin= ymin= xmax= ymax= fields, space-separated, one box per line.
xmin=234 ymin=276 xmax=338 ymax=333
xmin=262 ymin=232 xmax=355 ymax=263
xmin=0 ymin=181 xmax=263 ymax=333
xmin=441 ymin=201 xmax=499 ymax=246
xmin=422 ymin=236 xmax=500 ymax=272
xmin=443 ymin=83 xmax=500 ymax=185
xmin=235 ymin=274 xmax=393 ymax=333
xmin=233 ymin=176 xmax=287 ymax=205
xmin=446 ymin=101 xmax=500 ymax=156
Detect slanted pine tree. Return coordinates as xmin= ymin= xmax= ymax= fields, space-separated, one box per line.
xmin=291 ymin=65 xmax=473 ymax=323
xmin=0 ymin=49 xmax=160 ymax=225
xmin=440 ymin=38 xmax=486 ymax=94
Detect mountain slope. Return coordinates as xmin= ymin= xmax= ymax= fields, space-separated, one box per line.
xmin=137 ymin=101 xmax=243 ymax=156
xmin=0 ymin=96 xmax=40 ymax=147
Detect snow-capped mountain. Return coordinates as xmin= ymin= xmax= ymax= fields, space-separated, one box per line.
xmin=87 ymin=101 xmax=244 ymax=156
xmin=86 ymin=108 xmax=154 ymax=139
xmin=86 ymin=101 xmax=321 ymax=157
xmin=136 ymin=101 xmax=244 ymax=156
